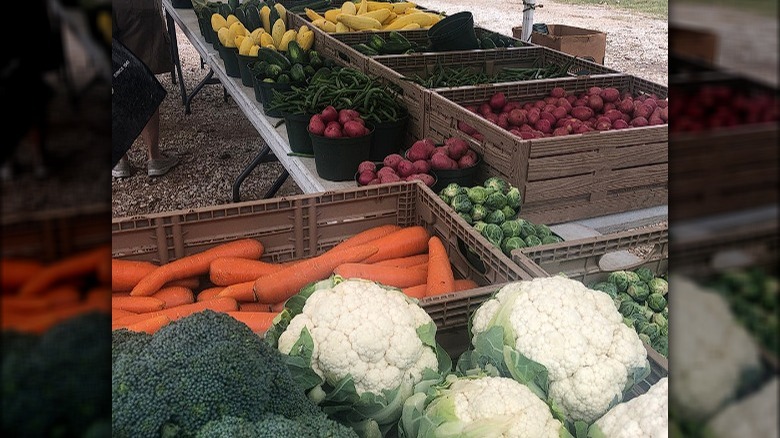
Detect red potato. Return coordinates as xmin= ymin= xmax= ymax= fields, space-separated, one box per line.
xmin=445 ymin=138 xmax=469 ymax=160
xmin=612 ymin=119 xmax=629 ymax=129
xmin=550 ymin=87 xmax=566 ymax=98
xmin=457 ymin=151 xmax=478 ymax=168
xmin=324 ymin=123 xmax=342 ymax=138
xmin=396 ymin=160 xmax=416 ymax=177
xmin=600 ymin=88 xmax=620 ymax=103
xmin=432 ymin=146 xmax=449 ymax=157
xmin=527 ymin=109 xmax=540 ymax=125
xmin=633 ymin=103 xmax=652 ymax=120
xmin=368 ymin=178 xmax=381 ymax=185
xmin=508 ymin=109 xmax=526 ymax=126
xmin=539 ymin=111 xmax=556 ymax=125
xmin=412 ymin=160 xmax=430 ymax=174
xmin=630 ymin=117 xmax=649 ymax=127
xmin=430 ymin=153 xmax=457 ymax=170
xmin=571 ymin=106 xmax=594 ymax=121
xmin=552 ymin=127 xmax=569 ymax=136
xmin=618 ymin=98 xmax=634 ymax=114
xmin=502 ymin=101 xmax=521 ymax=113
xmin=381 ymin=172 xmax=402 ymax=183
xmin=659 ymin=107 xmax=668 ymax=122
xmin=574 ymin=124 xmax=592 ymax=134
xmin=588 ymin=86 xmax=603 ymax=96
xmin=566 ymin=95 xmax=577 ymax=104
xmin=573 ymin=98 xmax=588 ymax=107
xmin=603 ymin=102 xmax=616 ymax=112
xmin=644 ymin=98 xmax=658 ymax=111
xmin=534 ymin=118 xmax=552 ymax=134
xmin=497 ymin=113 xmax=510 ymax=130
xmin=490 ymin=92 xmax=507 ymax=110
xmin=407 ymin=140 xmax=433 ymax=161
xmin=458 ymin=120 xmax=478 ymax=135
xmin=587 ymin=95 xmax=604 ymax=112
xmin=484 ymin=113 xmax=499 ymax=124
xmin=383 ymin=154 xmax=404 ymax=170
xmin=557 ymin=98 xmax=572 ymax=111
xmin=595 ymin=117 xmax=612 ymax=131
xmin=308 ymin=115 xmax=326 ymax=135
xmin=518 ymin=131 xmax=535 ymax=139
xmin=551 ymin=106 xmax=568 ymax=120
xmin=534 ymin=100 xmax=547 ymax=109
xmin=358 ymin=170 xmax=376 ymax=185
xmin=358 ymin=161 xmax=376 ymax=173
xmin=523 ymin=103 xmax=534 ymax=111
xmin=377 ymin=166 xmax=396 ymax=179
xmin=465 ymin=105 xmax=479 ymax=113
xmin=321 ymin=105 xmax=338 ymax=123
xmin=343 ymin=120 xmax=367 ymax=138
xmin=543 ymin=104 xmax=557 ymax=114
xmin=479 ymin=103 xmax=494 ymax=117
xmin=338 ymin=109 xmax=361 ymax=125
xmin=407 ymin=173 xmax=435 ymax=187
xmin=604 ymin=109 xmax=623 ymax=123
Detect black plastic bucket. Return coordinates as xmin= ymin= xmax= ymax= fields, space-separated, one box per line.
xmin=258 ymin=81 xmax=295 ymax=117
xmin=172 ymin=0 xmax=192 ymax=8
xmin=285 ymin=113 xmax=315 ymax=154
xmin=236 ymin=54 xmax=256 ymax=87
xmin=311 ymin=126 xmax=374 ymax=181
xmin=428 ymin=12 xmax=479 ymax=52
xmin=369 ymin=114 xmax=408 ymax=162
xmin=217 ymin=44 xmax=241 ymax=78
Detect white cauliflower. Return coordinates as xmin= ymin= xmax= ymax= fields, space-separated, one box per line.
xmin=277 ymin=278 xmax=439 ymax=396
xmin=591 ymin=377 xmax=668 ymax=438
xmin=470 ymin=277 xmax=649 ymax=423
xmin=669 ymin=275 xmax=762 ymax=420
xmin=706 ymin=378 xmax=778 ymax=438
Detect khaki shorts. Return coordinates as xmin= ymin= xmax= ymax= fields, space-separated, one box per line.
xmin=113 ymin=0 xmax=174 ymax=75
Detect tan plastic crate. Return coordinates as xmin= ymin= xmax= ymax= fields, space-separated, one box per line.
xmin=427 ymin=74 xmax=669 ymax=224
xmin=2 ymin=205 xmax=110 ymax=261
xmin=512 ymin=224 xmax=669 ymax=397
xmin=111 ymin=182 xmax=547 ymax=327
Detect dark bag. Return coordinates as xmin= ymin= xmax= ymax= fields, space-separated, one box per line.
xmin=111 ymin=38 xmax=166 ymax=167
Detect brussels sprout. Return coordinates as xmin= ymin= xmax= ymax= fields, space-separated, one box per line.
xmin=524 ymin=235 xmax=542 ymax=247
xmin=640 ymin=322 xmax=661 ymax=340
xmin=466 ymin=186 xmax=488 ymax=205
xmin=483 ymin=177 xmax=510 ymax=194
xmin=608 ymin=271 xmax=632 ymax=293
xmin=623 ymin=317 xmax=634 ymax=327
xmin=534 ymin=224 xmax=552 ymax=238
xmin=484 ymin=188 xmax=497 ymax=197
xmin=484 ymin=191 xmax=508 ymax=210
xmin=450 ymin=194 xmax=473 ymax=214
xmin=519 ymin=222 xmax=537 ymax=240
xmin=501 ymin=206 xmax=517 ymax=219
xmin=440 ymin=183 xmax=462 ymax=199
xmin=473 ymin=221 xmax=488 ymax=234
xmin=541 ymin=236 xmax=563 ymax=245
xmin=627 ymin=282 xmax=651 ymax=302
xmin=642 ymin=303 xmax=655 ymax=320
xmin=619 ymin=299 xmax=642 ymax=317
xmin=662 ymin=306 xmax=668 ymax=319
xmin=632 ymin=312 xmax=649 ymax=330
xmin=646 ymin=293 xmax=667 ymax=312
xmin=660 ymin=323 xmax=668 ymax=338
xmin=613 ymin=293 xmax=632 ymax=309
xmin=648 ymin=277 xmax=668 ymax=296
xmin=625 ymin=271 xmax=641 ymax=284
xmin=458 ymin=212 xmax=473 ymax=225
xmin=500 ymin=220 xmax=522 ymax=238
xmin=501 ymin=236 xmax=526 ymax=256
xmin=634 ymin=267 xmax=655 ymax=284
xmin=506 ymin=186 xmax=522 ymax=210
xmin=481 ymin=223 xmax=504 ymax=247
xmin=653 ymin=336 xmax=668 ymax=357
xmin=470 ymin=204 xmax=489 ymax=222
xmin=439 ymin=194 xmax=452 ymax=205
xmin=484 ymin=209 xmax=506 ymax=225
xmin=590 ymin=282 xmax=619 ymax=299
xmin=652 ymin=312 xmax=667 ymax=329
xmin=638 ymin=333 xmax=652 ymax=346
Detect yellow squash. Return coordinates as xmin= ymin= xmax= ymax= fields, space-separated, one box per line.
xmin=211 ymin=13 xmax=227 ymax=31
xmin=260 ymin=6 xmax=271 ymax=33
xmin=271 ymin=18 xmax=287 ymax=48
xmin=248 ymin=44 xmax=260 ymax=56
xmin=274 ymin=3 xmax=287 ymax=23
xmin=341 ymin=1 xmax=357 ymax=15
xmin=226 ymin=14 xmax=240 ymax=26
xmin=324 ymin=9 xmax=341 ymax=23
xmin=278 ymin=29 xmax=297 ymax=51
xmin=360 ymin=9 xmax=392 ymax=24
xmin=305 ymin=8 xmax=325 ymax=22
xmin=337 ymin=14 xmax=382 ymax=31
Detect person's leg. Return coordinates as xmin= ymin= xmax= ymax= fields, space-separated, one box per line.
xmin=143 ymin=107 xmax=179 ymax=176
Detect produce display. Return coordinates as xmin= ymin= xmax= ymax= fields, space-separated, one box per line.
xmin=437 ymin=178 xmax=562 ymax=255
xmin=265 ymin=276 xmax=451 ymax=435
xmin=706 ymin=268 xmax=778 ymax=357
xmin=351 ymin=29 xmax=521 ymax=56
xmin=668 ymin=82 xmax=779 ymax=132
xmin=406 ymin=58 xmax=578 ymax=89
xmin=588 ymin=377 xmax=668 ymax=438
xmin=456 ymin=277 xmax=651 ymax=426
xmin=356 ymin=157 xmax=436 ymax=187
xmin=309 ymin=106 xmax=372 ymax=138
xmin=589 ymin=267 xmax=669 ymax=357
xmin=210 ymin=2 xmax=314 ymax=53
xmin=268 ymin=67 xmax=407 ymax=124
xmin=458 ymin=87 xmax=669 ymax=141
xmin=2 ymin=249 xmax=112 ymax=437
xmin=304 ymin=1 xmax=442 ymax=33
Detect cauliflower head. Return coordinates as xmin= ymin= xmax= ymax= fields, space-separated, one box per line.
xmin=591 ymin=377 xmax=668 ymax=438
xmin=669 ymin=276 xmax=762 ymax=420
xmin=706 ymin=377 xmax=778 ymax=438
xmin=469 ymin=277 xmax=649 ymax=423
xmin=277 ymin=278 xmax=439 ymax=396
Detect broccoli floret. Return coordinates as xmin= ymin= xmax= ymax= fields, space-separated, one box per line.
xmin=112 ymin=310 xmax=322 ymax=437
xmin=3 ymin=312 xmax=111 ymax=437
xmin=111 ymin=328 xmax=152 ymax=364
xmin=196 ymin=414 xmax=358 ymax=438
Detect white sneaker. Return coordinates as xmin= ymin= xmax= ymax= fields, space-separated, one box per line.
xmin=147 ymin=155 xmax=180 ymax=177
xmin=112 ymin=158 xmax=131 ymax=178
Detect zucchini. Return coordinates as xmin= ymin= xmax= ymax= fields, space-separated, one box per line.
xmin=287 ymin=40 xmax=307 ymax=65
xmin=234 ymin=8 xmax=248 ymax=29
xmin=268 ymin=4 xmax=281 ymax=30
xmin=289 ymin=63 xmax=306 ymax=83
xmin=251 ymin=60 xmax=269 ymax=75
xmin=228 ymin=0 xmax=239 ymax=13
xmin=479 ymin=37 xmax=497 ymax=49
xmin=218 ymin=3 xmax=232 ymax=18
xmin=308 ymin=50 xmax=323 ymax=69
xmin=265 ymin=63 xmax=283 ymax=79
xmin=303 ymin=65 xmax=316 ymax=77
xmin=245 ymin=5 xmax=262 ymax=31
xmin=258 ymin=47 xmax=292 ymax=69
xmin=277 ymin=73 xmax=290 ymax=84
xmin=353 ymin=44 xmax=379 ymax=56
xmin=367 ymin=34 xmax=385 ymax=53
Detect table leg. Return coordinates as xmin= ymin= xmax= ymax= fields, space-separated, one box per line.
xmin=263 ymin=170 xmax=289 ymax=199
xmin=185 ymin=69 xmax=221 ymax=114
xmin=166 ymin=10 xmax=187 ymax=106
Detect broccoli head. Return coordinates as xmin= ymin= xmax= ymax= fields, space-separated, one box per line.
xmin=196 ymin=414 xmax=358 ymax=438
xmin=112 ymin=310 xmax=323 ymax=437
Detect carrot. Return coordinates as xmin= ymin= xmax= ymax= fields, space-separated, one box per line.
xmin=425 ymin=236 xmax=455 ymax=297
xmin=217 ymin=281 xmax=257 ymax=303
xmin=130 ymin=239 xmax=264 ymax=297
xmin=1 ymin=285 xmax=81 ymax=313
xmin=241 ymin=245 xmax=379 ymax=304
xmin=454 ymin=279 xmax=479 ymax=292
xmin=374 ymin=254 xmax=429 ymax=268
xmin=209 ymin=257 xmax=298 ymax=286
xmin=240 ymin=302 xmax=273 ymax=312
xmin=125 ymin=315 xmax=171 ymax=334
xmin=334 ymin=263 xmax=428 ymax=288
xmin=112 ymin=308 xmax=137 ymax=320
xmin=270 ymin=301 xmax=286 ymax=312
xmin=226 ymin=311 xmax=277 ymax=334
xmin=11 ymin=301 xmax=108 ymax=334
xmin=196 ymin=287 xmax=225 ymax=301
xmin=111 ymin=297 xmax=239 ymax=327
xmin=359 ymin=226 xmax=429 ymax=264
xmin=1 ymin=259 xmax=43 ymax=292
xmin=86 ymin=286 xmax=112 ymax=311
xmin=113 ymin=259 xmax=204 ymax=292
xmin=152 ymin=286 xmax=194 ymax=308
xmin=18 ymin=246 xmax=110 ymax=297
xmin=402 ymin=284 xmax=428 ymax=299
xmin=112 ymin=296 xmax=166 ymax=313
xmin=330 ymin=224 xmax=402 ymax=252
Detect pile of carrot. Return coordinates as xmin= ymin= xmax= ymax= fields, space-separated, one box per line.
xmin=2 ymin=245 xmax=112 ymax=334
xmin=110 ymin=225 xmax=480 ymax=335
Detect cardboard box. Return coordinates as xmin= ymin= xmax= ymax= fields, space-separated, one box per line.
xmin=669 ymin=24 xmax=718 ymax=64
xmin=513 ymin=24 xmax=607 ymax=64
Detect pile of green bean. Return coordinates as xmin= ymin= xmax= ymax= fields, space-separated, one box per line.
xmin=407 ymin=57 xmax=578 ymax=88
xmin=267 ymin=67 xmax=407 ymax=123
